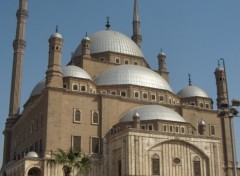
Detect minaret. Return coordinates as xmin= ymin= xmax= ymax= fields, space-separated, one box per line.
xmin=45 ymin=27 xmax=63 ymax=87
xmin=9 ymin=0 xmax=28 ymax=118
xmin=214 ymin=61 xmax=229 ymax=109
xmin=81 ymin=34 xmax=91 ymax=58
xmin=158 ymin=49 xmax=169 ymax=82
xmin=131 ymin=0 xmax=142 ymax=48
xmin=2 ymin=0 xmax=28 ymax=167
xmin=214 ymin=60 xmax=234 ymax=176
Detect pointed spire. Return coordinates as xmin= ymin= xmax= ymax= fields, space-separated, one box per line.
xmin=133 ymin=0 xmax=140 ymax=22
xmin=132 ymin=0 xmax=142 ymax=48
xmin=106 ymin=16 xmax=111 ymax=30
xmin=188 ymin=73 xmax=192 ymax=86
xmin=56 ymin=25 xmax=58 ymax=33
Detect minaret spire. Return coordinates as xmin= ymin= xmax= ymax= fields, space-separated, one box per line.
xmin=9 ymin=0 xmax=28 ymax=118
xmin=3 ymin=0 xmax=28 ymax=167
xmin=188 ymin=73 xmax=192 ymax=86
xmin=132 ymin=0 xmax=142 ymax=48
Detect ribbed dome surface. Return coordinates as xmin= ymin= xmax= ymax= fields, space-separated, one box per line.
xmin=120 ymin=105 xmax=185 ymax=122
xmin=30 ymin=66 xmax=91 ymax=97
xmin=93 ymin=65 xmax=173 ymax=92
xmin=177 ymin=85 xmax=209 ymax=98
xmin=73 ymin=30 xmax=144 ymax=57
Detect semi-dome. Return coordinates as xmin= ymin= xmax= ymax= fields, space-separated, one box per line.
xmin=73 ymin=30 xmax=144 ymax=57
xmin=120 ymin=105 xmax=186 ymax=122
xmin=30 ymin=65 xmax=92 ymax=97
xmin=93 ymin=65 xmax=173 ymax=92
xmin=177 ymin=85 xmax=209 ymax=98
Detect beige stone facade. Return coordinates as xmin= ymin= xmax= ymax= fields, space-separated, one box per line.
xmin=2 ymin=0 xmax=239 ymax=176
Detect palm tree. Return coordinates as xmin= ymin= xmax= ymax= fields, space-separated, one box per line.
xmin=47 ymin=148 xmax=91 ymax=176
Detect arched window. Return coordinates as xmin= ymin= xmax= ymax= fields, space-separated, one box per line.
xmin=74 ymin=109 xmax=81 ymax=123
xmin=152 ymin=154 xmax=160 ymax=175
xmin=193 ymin=156 xmax=201 ymax=176
xmin=210 ymin=125 xmax=215 ymax=135
xmin=92 ymin=111 xmax=99 ymax=124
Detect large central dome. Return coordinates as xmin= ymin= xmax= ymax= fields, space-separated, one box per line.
xmin=94 ymin=65 xmax=173 ymax=92
xmin=73 ymin=30 xmax=144 ymax=57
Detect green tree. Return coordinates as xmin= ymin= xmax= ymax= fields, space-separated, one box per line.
xmin=47 ymin=148 xmax=91 ymax=176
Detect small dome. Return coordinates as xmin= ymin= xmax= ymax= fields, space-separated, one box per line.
xmin=177 ymin=85 xmax=209 ymax=98
xmin=94 ymin=65 xmax=173 ymax=92
xmin=158 ymin=51 xmax=166 ymax=57
xmin=26 ymin=151 xmax=38 ymax=158
xmin=199 ymin=119 xmax=206 ymax=126
xmin=83 ymin=36 xmax=91 ymax=41
xmin=50 ymin=32 xmax=63 ymax=39
xmin=215 ymin=66 xmax=224 ymax=72
xmin=62 ymin=65 xmax=92 ymax=80
xmin=30 ymin=79 xmax=46 ymax=97
xmin=73 ymin=30 xmax=144 ymax=57
xmin=30 ymin=66 xmax=92 ymax=97
xmin=120 ymin=105 xmax=186 ymax=122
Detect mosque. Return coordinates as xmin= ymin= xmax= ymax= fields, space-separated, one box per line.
xmin=1 ymin=0 xmax=239 ymax=175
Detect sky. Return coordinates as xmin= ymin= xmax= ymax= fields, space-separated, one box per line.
xmin=0 ymin=0 xmax=240 ymax=166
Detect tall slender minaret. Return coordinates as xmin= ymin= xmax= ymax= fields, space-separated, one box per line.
xmin=214 ymin=60 xmax=235 ymax=176
xmin=131 ymin=0 xmax=142 ymax=48
xmin=2 ymin=0 xmax=28 ymax=167
xmin=9 ymin=0 xmax=28 ymax=118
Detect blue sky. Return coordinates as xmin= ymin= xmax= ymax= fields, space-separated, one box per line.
xmin=1 ymin=0 xmax=240 ymax=165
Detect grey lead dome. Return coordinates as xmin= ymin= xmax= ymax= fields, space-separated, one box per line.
xmin=93 ymin=65 xmax=173 ymax=92
xmin=73 ymin=30 xmax=144 ymax=57
xmin=120 ymin=105 xmax=186 ymax=122
xmin=177 ymin=85 xmax=209 ymax=98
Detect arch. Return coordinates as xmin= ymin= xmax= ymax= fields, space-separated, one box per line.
xmin=27 ymin=167 xmax=41 ymax=176
xmin=149 ymin=139 xmax=210 ymax=176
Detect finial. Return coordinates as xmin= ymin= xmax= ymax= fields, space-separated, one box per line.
xmin=218 ymin=60 xmax=220 ymax=67
xmin=56 ymin=25 xmax=58 ymax=33
xmin=106 ymin=16 xmax=111 ymax=30
xmin=85 ymin=32 xmax=88 ymax=37
xmin=188 ymin=73 xmax=192 ymax=86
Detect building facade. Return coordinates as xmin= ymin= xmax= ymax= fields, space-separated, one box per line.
xmin=1 ymin=0 xmax=239 ymax=176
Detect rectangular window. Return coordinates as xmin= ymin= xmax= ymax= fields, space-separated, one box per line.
xmin=91 ymin=137 xmax=100 ymax=154
xmin=163 ymin=125 xmax=167 ymax=132
xmin=193 ymin=161 xmax=201 ymax=176
xmin=141 ymin=124 xmax=146 ymax=130
xmin=151 ymin=94 xmax=156 ymax=101
xmin=120 ymin=91 xmax=127 ymax=97
xmin=159 ymin=95 xmax=164 ymax=102
xmin=134 ymin=91 xmax=140 ymax=98
xmin=80 ymin=85 xmax=87 ymax=92
xmin=143 ymin=92 xmax=148 ymax=99
xmin=152 ymin=158 xmax=160 ymax=175
xmin=148 ymin=124 xmax=153 ymax=131
xmin=72 ymin=84 xmax=79 ymax=91
xmin=110 ymin=91 xmax=117 ymax=95
xmin=72 ymin=136 xmax=81 ymax=151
